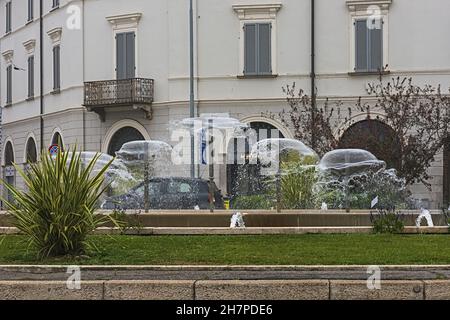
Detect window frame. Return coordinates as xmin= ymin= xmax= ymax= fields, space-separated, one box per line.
xmin=349 ymin=9 xmax=389 ymax=74
xmin=27 ymin=0 xmax=33 ymax=22
xmin=233 ymin=4 xmax=281 ymax=78
xmin=6 ymin=64 xmax=12 ymax=106
xmin=243 ymin=22 xmax=273 ymax=76
xmin=52 ymin=0 xmax=60 ymax=10
xmin=5 ymin=1 xmax=11 ymax=34
xmin=113 ymin=28 xmax=138 ymax=80
xmin=27 ymin=55 xmax=35 ymax=99
xmin=52 ymin=45 xmax=61 ymax=92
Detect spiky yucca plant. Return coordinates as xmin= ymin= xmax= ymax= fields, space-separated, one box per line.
xmin=1 ymin=147 xmax=113 ymax=258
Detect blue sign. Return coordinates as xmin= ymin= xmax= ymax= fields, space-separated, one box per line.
xmin=200 ymin=128 xmax=207 ymax=165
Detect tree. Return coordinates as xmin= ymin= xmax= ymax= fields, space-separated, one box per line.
xmin=269 ymin=76 xmax=450 ymax=189
xmin=356 ymin=76 xmax=450 ymax=187
xmin=263 ymin=83 xmax=346 ymax=157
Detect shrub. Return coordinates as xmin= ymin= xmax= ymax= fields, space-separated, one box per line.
xmin=316 ymin=169 xmax=411 ymax=210
xmin=370 ymin=209 xmax=405 ymax=234
xmin=279 ymin=162 xmax=317 ymax=209
xmin=231 ymin=195 xmax=273 ymax=210
xmin=1 ymin=148 xmax=113 ymax=258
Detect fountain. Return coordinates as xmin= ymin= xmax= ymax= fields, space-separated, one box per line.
xmin=316 ymin=149 xmax=410 ymax=210
xmin=244 ymin=138 xmax=319 ymax=211
xmin=230 ymin=212 xmax=246 ymax=228
xmin=415 ymin=208 xmax=434 ymax=227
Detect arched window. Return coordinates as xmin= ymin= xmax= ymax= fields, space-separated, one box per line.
xmin=338 ymin=119 xmax=401 ymax=170
xmin=107 ymin=126 xmax=145 ymax=156
xmin=25 ymin=137 xmax=38 ymax=163
xmin=51 ymin=132 xmax=64 ymax=150
xmin=4 ymin=141 xmax=14 ymax=166
xmin=3 ymin=141 xmax=15 ymax=203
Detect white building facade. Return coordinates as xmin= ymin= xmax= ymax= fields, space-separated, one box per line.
xmin=1 ymin=0 xmax=450 ymax=208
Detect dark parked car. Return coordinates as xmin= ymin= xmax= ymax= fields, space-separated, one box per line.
xmin=101 ymin=177 xmax=224 ymax=210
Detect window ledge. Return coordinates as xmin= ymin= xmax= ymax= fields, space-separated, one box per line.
xmin=348 ymin=70 xmax=390 ymax=76
xmin=26 ymin=19 xmax=34 ymax=25
xmin=26 ymin=96 xmax=35 ymax=102
xmin=4 ymin=31 xmax=11 ymax=36
xmin=237 ymin=74 xmax=278 ymax=79
xmin=51 ymin=89 xmax=61 ymax=95
xmin=50 ymin=6 xmax=60 ymax=13
xmin=4 ymin=103 xmax=12 ymax=108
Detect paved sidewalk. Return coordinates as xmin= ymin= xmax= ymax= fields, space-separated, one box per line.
xmin=1 ymin=265 xmax=450 ymax=281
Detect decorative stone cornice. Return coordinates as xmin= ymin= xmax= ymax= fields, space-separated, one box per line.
xmin=346 ymin=0 xmax=392 ymax=12
xmin=232 ymin=4 xmax=282 ymax=20
xmin=2 ymin=50 xmax=14 ymax=64
xmin=23 ymin=39 xmax=36 ymax=54
xmin=47 ymin=27 xmax=62 ymax=44
xmin=106 ymin=13 xmax=142 ymax=29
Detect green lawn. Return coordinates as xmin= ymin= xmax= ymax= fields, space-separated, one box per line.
xmin=0 ymin=234 xmax=449 ymax=265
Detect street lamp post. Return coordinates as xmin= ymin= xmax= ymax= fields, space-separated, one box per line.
xmin=189 ymin=0 xmax=195 ymax=178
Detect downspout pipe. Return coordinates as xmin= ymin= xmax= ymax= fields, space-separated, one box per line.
xmin=39 ymin=0 xmax=44 ymax=152
xmin=310 ymin=0 xmax=316 ymax=150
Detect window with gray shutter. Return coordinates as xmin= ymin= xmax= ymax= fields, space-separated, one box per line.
xmin=28 ymin=56 xmax=34 ymax=98
xmin=244 ymin=23 xmax=272 ymax=76
xmin=28 ymin=0 xmax=33 ymax=22
xmin=53 ymin=45 xmax=60 ymax=90
xmin=6 ymin=1 xmax=11 ymax=33
xmin=116 ymin=32 xmax=136 ymax=79
xmin=6 ymin=65 xmax=12 ymax=105
xmin=355 ymin=19 xmax=383 ymax=72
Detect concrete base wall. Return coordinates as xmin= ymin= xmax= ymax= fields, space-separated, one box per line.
xmin=0 ymin=279 xmax=449 ymax=300
xmin=0 ymin=210 xmax=447 ymax=228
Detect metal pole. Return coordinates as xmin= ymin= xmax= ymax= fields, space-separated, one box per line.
xmin=276 ymin=170 xmax=281 ymax=213
xmin=40 ymin=0 xmax=44 ymax=152
xmin=144 ymin=161 xmax=149 ymax=213
xmin=189 ymin=0 xmax=195 ymax=178
xmin=143 ymin=142 xmax=150 ymax=212
xmin=310 ymin=0 xmax=316 ymax=150
xmin=208 ymin=119 xmax=215 ymax=213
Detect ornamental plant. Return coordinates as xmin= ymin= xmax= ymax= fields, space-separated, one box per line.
xmin=1 ymin=146 xmax=113 ymax=258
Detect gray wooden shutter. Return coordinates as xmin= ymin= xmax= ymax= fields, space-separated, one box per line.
xmin=116 ymin=33 xmax=126 ymax=79
xmin=28 ymin=56 xmax=34 ymax=98
xmin=244 ymin=24 xmax=257 ymax=75
xmin=258 ymin=23 xmax=271 ymax=74
xmin=369 ymin=21 xmax=383 ymax=71
xmin=28 ymin=0 xmax=33 ymax=21
xmin=355 ymin=20 xmax=368 ymax=72
xmin=126 ymin=32 xmax=135 ymax=79
xmin=53 ymin=46 xmax=60 ymax=90
xmin=6 ymin=2 xmax=11 ymax=33
xmin=116 ymin=32 xmax=135 ymax=79
xmin=6 ymin=65 xmax=12 ymax=104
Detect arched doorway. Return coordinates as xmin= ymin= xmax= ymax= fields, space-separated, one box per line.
xmin=51 ymin=131 xmax=64 ymax=151
xmin=107 ymin=126 xmax=145 ymax=156
xmin=226 ymin=121 xmax=285 ymax=197
xmin=24 ymin=137 xmax=38 ymax=178
xmin=25 ymin=137 xmax=38 ymax=164
xmin=3 ymin=140 xmax=15 ymax=203
xmin=338 ymin=119 xmax=401 ymax=170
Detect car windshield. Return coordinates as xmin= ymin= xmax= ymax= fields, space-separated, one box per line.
xmin=167 ymin=181 xmax=193 ymax=194
xmin=134 ymin=181 xmax=161 ymax=196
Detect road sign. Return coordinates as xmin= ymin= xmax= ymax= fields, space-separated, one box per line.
xmin=48 ymin=144 xmax=60 ymax=156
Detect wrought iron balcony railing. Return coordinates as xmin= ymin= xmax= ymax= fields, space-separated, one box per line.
xmin=83 ymin=78 xmax=154 ymax=107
